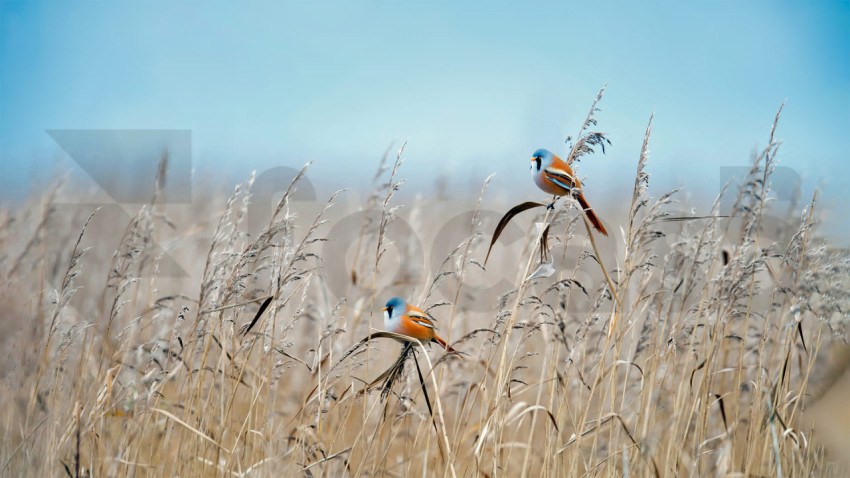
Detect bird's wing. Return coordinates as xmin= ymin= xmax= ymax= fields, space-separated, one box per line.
xmin=543 ymin=167 xmax=577 ymax=191
xmin=407 ymin=309 xmax=437 ymax=329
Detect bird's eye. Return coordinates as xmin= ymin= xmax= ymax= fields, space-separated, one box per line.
xmin=387 ymin=306 xmax=393 ymax=314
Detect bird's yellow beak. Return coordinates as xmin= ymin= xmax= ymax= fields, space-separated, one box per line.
xmin=381 ymin=307 xmax=387 ymax=311
xmin=530 ymin=157 xmax=537 ymax=162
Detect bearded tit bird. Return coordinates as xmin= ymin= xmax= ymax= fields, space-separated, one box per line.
xmin=382 ymin=297 xmax=458 ymax=353
xmin=530 ymin=148 xmax=608 ymax=236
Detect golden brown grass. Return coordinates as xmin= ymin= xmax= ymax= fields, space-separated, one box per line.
xmin=1 ymin=99 xmax=849 ymax=477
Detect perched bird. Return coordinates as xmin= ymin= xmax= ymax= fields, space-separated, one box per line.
xmin=530 ymin=148 xmax=608 ymax=236
xmin=382 ymin=297 xmax=457 ymax=353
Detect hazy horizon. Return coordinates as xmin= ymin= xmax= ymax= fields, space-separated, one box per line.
xmin=1 ymin=1 xmax=848 ymax=241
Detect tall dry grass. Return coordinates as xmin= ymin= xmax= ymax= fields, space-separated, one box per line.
xmin=1 ymin=100 xmax=849 ymax=477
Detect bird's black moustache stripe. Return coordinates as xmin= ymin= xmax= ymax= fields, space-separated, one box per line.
xmin=535 ymin=158 xmax=542 ymax=170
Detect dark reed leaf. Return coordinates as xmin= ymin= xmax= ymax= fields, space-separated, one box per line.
xmin=540 ymin=223 xmax=551 ymax=264
xmin=484 ymin=201 xmax=546 ymax=266
xmin=242 ymin=295 xmax=273 ymax=336
xmin=714 ymin=393 xmax=728 ymax=431
xmin=797 ymin=321 xmax=807 ymax=354
xmin=411 ymin=347 xmax=433 ymax=417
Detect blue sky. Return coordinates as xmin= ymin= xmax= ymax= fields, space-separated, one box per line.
xmin=1 ymin=1 xmax=848 ymax=239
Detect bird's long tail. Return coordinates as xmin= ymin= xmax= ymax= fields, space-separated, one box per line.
xmin=576 ymin=194 xmax=608 ymax=236
xmin=432 ymin=335 xmax=458 ymax=353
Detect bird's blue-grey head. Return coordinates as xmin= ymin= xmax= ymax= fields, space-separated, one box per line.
xmin=530 ymin=148 xmax=553 ymax=171
xmin=383 ymin=297 xmax=406 ymax=318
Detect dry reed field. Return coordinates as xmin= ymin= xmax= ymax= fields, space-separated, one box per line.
xmin=2 ymin=95 xmax=849 ymax=477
